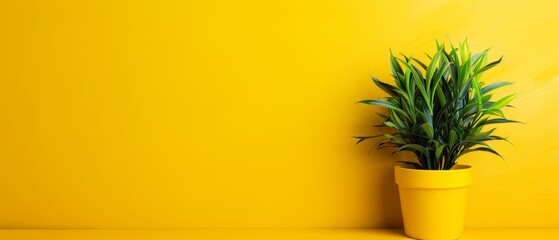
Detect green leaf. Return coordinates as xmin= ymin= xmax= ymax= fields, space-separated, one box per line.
xmin=435 ymin=144 xmax=446 ymax=161
xmin=460 ymin=38 xmax=471 ymax=64
xmin=466 ymin=128 xmax=495 ymax=141
xmin=375 ymin=112 xmax=389 ymax=120
xmin=484 ymin=109 xmax=505 ymax=118
xmin=482 ymin=94 xmax=492 ymax=104
xmin=426 ymin=47 xmax=443 ymax=87
xmin=400 ymin=59 xmax=431 ymax=113
xmin=476 ymin=135 xmax=508 ymax=142
xmin=471 ymin=78 xmax=484 ymax=113
xmin=412 ymin=57 xmax=427 ymax=70
xmin=398 ymin=144 xmax=426 ymax=153
xmin=403 ymin=63 xmax=411 ymax=92
xmin=481 ymin=82 xmax=513 ymax=94
xmin=389 ymin=50 xmax=403 ymax=76
xmin=354 ymin=135 xmax=383 ymax=144
xmin=488 ymin=94 xmax=518 ymax=110
xmin=394 ymin=89 xmax=411 ymax=101
xmin=358 ymin=100 xmax=405 ymax=115
xmin=372 ymin=76 xmax=398 ymax=96
xmin=459 ymin=147 xmax=503 ymax=159
xmin=390 ymin=110 xmax=406 ymax=127
xmin=461 ymin=140 xmax=491 ymax=150
xmin=449 ymin=130 xmax=458 ymax=147
xmin=430 ymin=59 xmax=449 ymax=98
xmin=459 ymin=58 xmax=472 ymax=87
xmin=420 ymin=123 xmax=434 ymax=139
xmin=384 ymin=121 xmax=397 ymax=128
xmin=470 ymin=50 xmax=488 ymax=72
xmin=425 ymin=53 xmax=432 ymax=60
xmin=477 ymin=118 xmax=522 ymax=126
xmin=472 ymin=57 xmax=502 ymax=78
xmin=450 ymin=46 xmax=461 ymax=66
xmin=384 ymin=134 xmax=407 ymax=144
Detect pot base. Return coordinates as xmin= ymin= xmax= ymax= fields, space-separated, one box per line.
xmin=395 ymin=164 xmax=473 ymax=240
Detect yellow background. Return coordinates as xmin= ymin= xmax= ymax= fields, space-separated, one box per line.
xmin=1 ymin=0 xmax=558 ymax=229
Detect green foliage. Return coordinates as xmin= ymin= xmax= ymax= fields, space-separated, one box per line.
xmin=356 ymin=39 xmax=519 ymax=170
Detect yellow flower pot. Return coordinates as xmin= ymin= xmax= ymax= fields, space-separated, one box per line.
xmin=395 ymin=164 xmax=473 ymax=240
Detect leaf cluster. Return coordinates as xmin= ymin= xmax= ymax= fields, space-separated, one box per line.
xmin=356 ymin=39 xmax=519 ymax=170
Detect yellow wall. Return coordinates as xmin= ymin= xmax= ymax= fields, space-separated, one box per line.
xmin=1 ymin=0 xmax=558 ymax=228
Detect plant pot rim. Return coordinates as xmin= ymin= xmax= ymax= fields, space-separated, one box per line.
xmin=395 ymin=164 xmax=471 ymax=172
xmin=395 ymin=164 xmax=473 ymax=189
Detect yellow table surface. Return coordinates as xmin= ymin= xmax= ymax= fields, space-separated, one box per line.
xmin=0 ymin=229 xmax=557 ymax=240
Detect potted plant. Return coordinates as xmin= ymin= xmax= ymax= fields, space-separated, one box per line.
xmin=356 ymin=39 xmax=518 ymax=239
